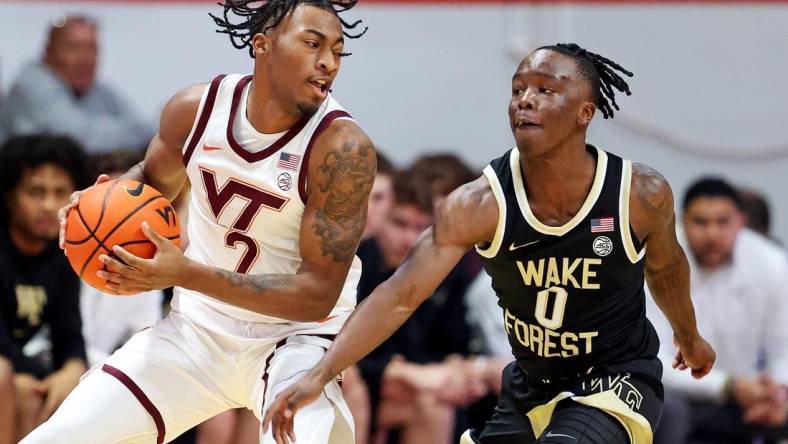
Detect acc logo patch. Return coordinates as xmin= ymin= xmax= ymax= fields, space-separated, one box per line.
xmin=277 ymin=172 xmax=293 ymax=192
xmin=593 ymin=236 xmax=613 ymax=257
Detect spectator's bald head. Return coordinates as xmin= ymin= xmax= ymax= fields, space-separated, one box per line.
xmin=45 ymin=15 xmax=98 ymax=96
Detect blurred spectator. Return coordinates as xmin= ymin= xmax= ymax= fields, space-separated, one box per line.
xmin=356 ymin=175 xmax=484 ymax=444
xmin=465 ymin=272 xmax=509 ymax=359
xmin=0 ymin=15 xmax=151 ymax=152
xmin=408 ymin=153 xmax=482 ymax=280
xmin=463 ymin=271 xmax=514 ymax=379
xmin=461 ymin=271 xmax=516 ymax=433
xmin=80 ymin=148 xmax=163 ymax=367
xmin=737 ymin=187 xmax=772 ymax=239
xmin=363 ymin=151 xmax=396 ymax=241
xmin=649 ymin=177 xmax=788 ymax=444
xmin=408 ymin=152 xmax=475 ymax=210
xmin=89 ymin=147 xmax=145 ymax=179
xmin=0 ymin=135 xmax=89 ymax=441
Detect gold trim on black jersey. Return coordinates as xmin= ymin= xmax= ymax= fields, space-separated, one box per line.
xmin=509 ymin=146 xmax=609 ymax=236
xmin=476 ymin=165 xmax=508 ymax=258
xmin=619 ymin=160 xmax=647 ymax=263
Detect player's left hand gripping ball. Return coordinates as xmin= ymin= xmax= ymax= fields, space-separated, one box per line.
xmin=97 ymin=221 xmax=190 ymax=295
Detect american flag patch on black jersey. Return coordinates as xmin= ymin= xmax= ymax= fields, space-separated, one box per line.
xmin=277 ymin=152 xmax=301 ymax=171
xmin=591 ymin=217 xmax=615 ymax=233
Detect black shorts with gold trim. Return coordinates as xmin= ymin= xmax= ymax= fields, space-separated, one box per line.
xmin=474 ymin=358 xmax=663 ymax=444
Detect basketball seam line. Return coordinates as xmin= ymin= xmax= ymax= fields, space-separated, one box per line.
xmin=67 ymin=180 xmax=121 ymax=245
xmin=78 ymin=195 xmax=169 ymax=279
xmin=116 ymin=236 xmax=180 ymax=248
xmin=73 ymin=206 xmax=111 ymax=257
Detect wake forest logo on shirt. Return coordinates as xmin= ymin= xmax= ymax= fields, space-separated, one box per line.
xmin=504 ymin=257 xmax=601 ymax=359
xmin=15 ymin=285 xmax=46 ymax=331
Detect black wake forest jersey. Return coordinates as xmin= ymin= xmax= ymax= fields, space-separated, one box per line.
xmin=477 ymin=145 xmax=660 ymax=379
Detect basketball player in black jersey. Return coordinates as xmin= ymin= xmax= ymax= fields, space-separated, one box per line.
xmin=263 ymin=44 xmax=716 ymax=444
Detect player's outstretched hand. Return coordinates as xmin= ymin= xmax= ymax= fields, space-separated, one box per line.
xmin=97 ymin=221 xmax=190 ymax=295
xmin=262 ymin=370 xmax=326 ymax=444
xmin=58 ymin=174 xmax=110 ymax=251
xmin=673 ymin=335 xmax=716 ymax=379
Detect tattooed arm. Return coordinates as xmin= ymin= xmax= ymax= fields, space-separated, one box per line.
xmin=630 ymin=163 xmax=715 ymax=378
xmin=100 ymin=119 xmax=375 ymax=322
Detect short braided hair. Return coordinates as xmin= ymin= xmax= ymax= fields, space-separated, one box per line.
xmin=210 ymin=0 xmax=367 ymax=58
xmin=538 ymin=43 xmax=633 ymax=119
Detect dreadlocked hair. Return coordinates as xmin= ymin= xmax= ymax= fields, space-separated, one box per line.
xmin=538 ymin=43 xmax=633 ymax=119
xmin=210 ymin=0 xmax=367 ymax=58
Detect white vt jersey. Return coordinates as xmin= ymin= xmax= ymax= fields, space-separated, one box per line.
xmin=173 ymin=74 xmax=361 ymax=325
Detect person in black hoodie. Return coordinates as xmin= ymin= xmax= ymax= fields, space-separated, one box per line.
xmin=0 ymin=135 xmax=89 ymax=441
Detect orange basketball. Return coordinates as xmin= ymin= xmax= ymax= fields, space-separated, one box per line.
xmin=64 ymin=179 xmax=181 ymax=293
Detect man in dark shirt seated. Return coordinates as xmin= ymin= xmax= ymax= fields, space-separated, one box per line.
xmin=0 ymin=135 xmax=89 ymax=441
xmin=356 ymin=173 xmax=485 ymax=444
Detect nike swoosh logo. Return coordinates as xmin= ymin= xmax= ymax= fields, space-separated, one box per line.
xmin=202 ymin=145 xmax=222 ymax=151
xmin=509 ymin=240 xmax=539 ymax=251
xmin=124 ymin=182 xmax=144 ymax=197
xmin=545 ymin=431 xmax=576 ymax=440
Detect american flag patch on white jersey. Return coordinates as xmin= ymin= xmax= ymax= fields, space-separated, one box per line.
xmin=277 ymin=152 xmax=301 ymax=171
xmin=591 ymin=217 xmax=615 ymax=233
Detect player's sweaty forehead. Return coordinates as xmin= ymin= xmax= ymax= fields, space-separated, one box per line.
xmin=513 ymin=49 xmax=578 ymax=84
xmin=274 ymin=4 xmax=344 ymax=44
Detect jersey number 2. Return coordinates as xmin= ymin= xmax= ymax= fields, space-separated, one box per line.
xmin=201 ymin=168 xmax=289 ymax=273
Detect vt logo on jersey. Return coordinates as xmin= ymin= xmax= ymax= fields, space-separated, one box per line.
xmin=200 ymin=167 xmax=289 ymax=273
xmin=201 ymin=168 xmax=289 ymax=231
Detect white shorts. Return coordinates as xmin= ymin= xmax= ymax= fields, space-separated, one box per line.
xmin=65 ymin=307 xmax=353 ymax=443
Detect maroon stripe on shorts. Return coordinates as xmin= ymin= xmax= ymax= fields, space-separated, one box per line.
xmin=298 ymin=110 xmax=352 ymax=204
xmin=102 ymin=364 xmax=166 ymax=444
xmin=306 ymin=334 xmax=336 ymax=343
xmin=261 ymin=338 xmax=289 ymax=406
xmin=182 ymin=74 xmax=225 ymax=166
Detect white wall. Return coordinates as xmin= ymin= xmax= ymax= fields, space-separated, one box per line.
xmin=1 ymin=1 xmax=787 ymax=242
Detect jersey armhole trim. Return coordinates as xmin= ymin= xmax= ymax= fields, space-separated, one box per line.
xmin=182 ymin=74 xmax=225 ymax=166
xmin=298 ymin=110 xmax=353 ymax=204
xmin=620 ymin=159 xmax=646 ymax=263
xmin=476 ymin=165 xmax=507 ymax=258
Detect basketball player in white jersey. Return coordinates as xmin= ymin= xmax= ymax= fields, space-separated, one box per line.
xmin=25 ymin=1 xmax=374 ymax=443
